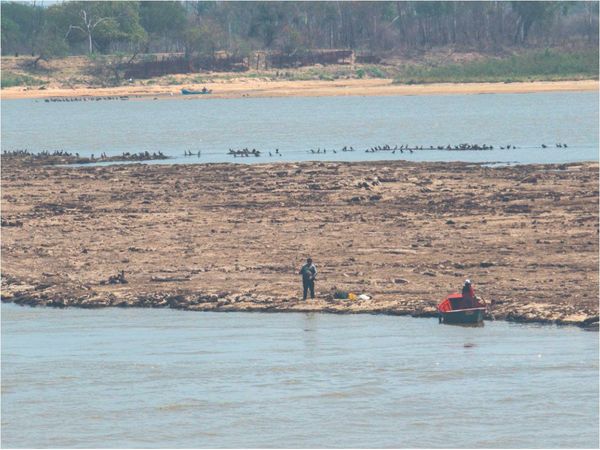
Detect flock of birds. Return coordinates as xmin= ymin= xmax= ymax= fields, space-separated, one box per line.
xmin=2 ymin=149 xmax=74 ymax=157
xmin=309 ymin=146 xmax=356 ymax=154
xmin=227 ymin=148 xmax=274 ymax=157
xmin=222 ymin=142 xmax=571 ymax=158
xmin=542 ymin=143 xmax=568 ymax=148
xmin=2 ymin=149 xmax=167 ymax=162
xmin=184 ymin=150 xmax=203 ymax=157
xmin=90 ymin=151 xmax=168 ymax=161
xmin=3 ymin=142 xmax=572 ymax=163
xmin=362 ymin=143 xmax=569 ymax=152
xmin=43 ymin=96 xmax=129 ymax=103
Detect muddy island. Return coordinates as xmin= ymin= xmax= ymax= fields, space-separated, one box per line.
xmin=1 ymin=156 xmax=598 ymax=328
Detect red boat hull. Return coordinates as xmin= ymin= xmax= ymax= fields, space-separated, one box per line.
xmin=438 ymin=293 xmax=486 ymax=324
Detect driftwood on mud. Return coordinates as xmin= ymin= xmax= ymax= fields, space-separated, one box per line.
xmin=151 ymin=276 xmax=191 ymax=283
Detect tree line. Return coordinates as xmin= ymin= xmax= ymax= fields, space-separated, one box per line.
xmin=2 ymin=1 xmax=598 ymax=60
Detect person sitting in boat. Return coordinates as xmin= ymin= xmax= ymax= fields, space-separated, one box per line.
xmin=202 ymin=87 xmax=208 ymax=93
xmin=462 ymin=279 xmax=475 ymax=307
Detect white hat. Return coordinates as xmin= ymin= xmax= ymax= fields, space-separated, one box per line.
xmin=465 ymin=279 xmax=471 ymax=284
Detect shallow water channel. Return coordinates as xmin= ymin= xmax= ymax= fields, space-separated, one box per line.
xmin=1 ymin=304 xmax=598 ymax=448
xmin=1 ymin=91 xmax=598 ymax=165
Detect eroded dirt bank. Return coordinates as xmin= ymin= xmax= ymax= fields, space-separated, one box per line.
xmin=1 ymin=158 xmax=598 ymax=328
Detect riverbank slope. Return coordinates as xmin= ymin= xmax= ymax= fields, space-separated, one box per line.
xmin=1 ymin=157 xmax=598 ymax=327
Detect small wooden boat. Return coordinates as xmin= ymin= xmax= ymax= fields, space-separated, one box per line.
xmin=181 ymin=88 xmax=212 ymax=95
xmin=438 ymin=293 xmax=486 ymax=324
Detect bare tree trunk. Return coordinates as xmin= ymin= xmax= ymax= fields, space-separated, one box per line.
xmin=65 ymin=10 xmax=111 ymax=55
xmin=228 ymin=21 xmax=232 ymax=50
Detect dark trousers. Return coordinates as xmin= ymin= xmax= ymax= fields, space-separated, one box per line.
xmin=303 ymin=279 xmax=315 ymax=300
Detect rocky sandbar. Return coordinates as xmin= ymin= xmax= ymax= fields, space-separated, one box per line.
xmin=1 ymin=157 xmax=598 ymax=328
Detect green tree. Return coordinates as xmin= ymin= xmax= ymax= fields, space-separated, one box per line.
xmin=1 ymin=2 xmax=39 ymax=55
xmin=59 ymin=1 xmax=146 ymax=54
xmin=1 ymin=1 xmax=598 ymax=60
xmin=1 ymin=12 xmax=23 ymax=55
xmin=184 ymin=19 xmax=225 ymax=57
xmin=511 ymin=1 xmax=560 ymax=43
xmin=140 ymin=1 xmax=186 ymax=51
xmin=32 ymin=8 xmax=69 ymax=67
xmin=248 ymin=3 xmax=285 ymax=48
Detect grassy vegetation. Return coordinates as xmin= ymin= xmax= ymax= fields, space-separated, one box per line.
xmin=276 ymin=69 xmax=332 ymax=81
xmin=265 ymin=66 xmax=381 ymax=81
xmin=191 ymin=75 xmax=206 ymax=83
xmin=393 ymin=49 xmax=599 ymax=84
xmin=2 ymin=48 xmax=596 ymax=89
xmin=1 ymin=71 xmax=45 ymax=88
xmin=158 ymin=50 xmax=597 ymax=85
xmin=164 ymin=75 xmax=183 ymax=85
xmin=357 ymin=66 xmax=389 ymax=79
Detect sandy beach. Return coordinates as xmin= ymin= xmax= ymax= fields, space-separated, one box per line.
xmin=1 ymin=156 xmax=598 ymax=327
xmin=2 ymin=78 xmax=598 ymax=100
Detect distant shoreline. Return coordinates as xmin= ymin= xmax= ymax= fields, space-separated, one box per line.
xmin=1 ymin=79 xmax=597 ymax=100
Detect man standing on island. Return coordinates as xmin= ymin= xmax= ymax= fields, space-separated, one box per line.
xmin=299 ymin=257 xmax=317 ymax=300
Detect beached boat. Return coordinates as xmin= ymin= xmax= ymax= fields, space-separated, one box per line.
xmin=181 ymin=88 xmax=212 ymax=95
xmin=437 ymin=293 xmax=486 ymax=324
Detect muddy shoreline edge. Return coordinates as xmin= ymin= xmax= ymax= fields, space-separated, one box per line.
xmin=2 ymin=79 xmax=598 ymax=101
xmin=1 ymin=289 xmax=598 ymax=330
